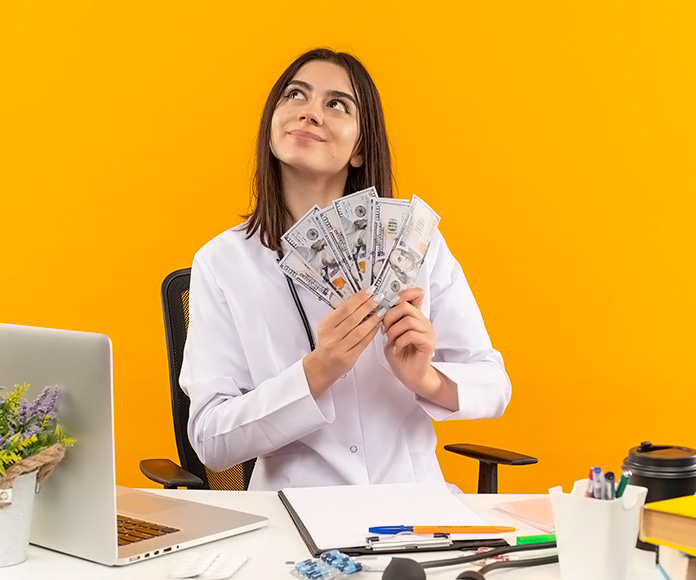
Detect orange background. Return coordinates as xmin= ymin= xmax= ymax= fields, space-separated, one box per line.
xmin=2 ymin=2 xmax=695 ymax=493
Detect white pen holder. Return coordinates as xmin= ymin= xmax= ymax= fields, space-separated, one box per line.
xmin=549 ymin=480 xmax=648 ymax=580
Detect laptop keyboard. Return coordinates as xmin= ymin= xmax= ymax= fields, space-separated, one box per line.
xmin=117 ymin=515 xmax=180 ymax=546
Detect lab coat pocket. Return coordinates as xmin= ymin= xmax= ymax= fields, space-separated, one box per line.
xmin=409 ymin=449 xmax=437 ymax=481
xmin=254 ymin=451 xmax=303 ymax=490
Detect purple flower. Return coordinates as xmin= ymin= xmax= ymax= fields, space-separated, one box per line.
xmin=18 ymin=399 xmax=33 ymax=423
xmin=32 ymin=386 xmax=59 ymax=420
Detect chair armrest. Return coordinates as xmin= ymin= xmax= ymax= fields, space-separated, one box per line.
xmin=444 ymin=443 xmax=538 ymax=465
xmin=444 ymin=444 xmax=538 ymax=494
xmin=139 ymin=458 xmax=205 ymax=489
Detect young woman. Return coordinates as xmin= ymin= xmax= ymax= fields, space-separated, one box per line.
xmin=179 ymin=49 xmax=511 ymax=491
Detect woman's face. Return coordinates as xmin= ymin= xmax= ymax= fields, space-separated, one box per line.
xmin=270 ymin=60 xmax=362 ymax=179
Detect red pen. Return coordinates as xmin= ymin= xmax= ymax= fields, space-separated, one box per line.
xmin=585 ymin=467 xmax=594 ymax=497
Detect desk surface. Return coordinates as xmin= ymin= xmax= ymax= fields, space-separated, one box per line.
xmin=6 ymin=490 xmax=661 ymax=579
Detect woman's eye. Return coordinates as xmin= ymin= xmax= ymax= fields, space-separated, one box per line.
xmin=286 ymin=89 xmax=306 ymax=100
xmin=328 ymin=99 xmax=349 ymax=113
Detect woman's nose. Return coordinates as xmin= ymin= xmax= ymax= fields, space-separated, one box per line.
xmin=298 ymin=105 xmax=323 ymax=126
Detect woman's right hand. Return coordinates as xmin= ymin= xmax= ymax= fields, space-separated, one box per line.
xmin=303 ymin=289 xmax=385 ymax=398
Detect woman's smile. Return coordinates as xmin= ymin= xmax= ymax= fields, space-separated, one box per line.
xmin=288 ymin=129 xmax=324 ymax=143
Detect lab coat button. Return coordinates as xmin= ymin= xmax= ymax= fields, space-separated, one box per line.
xmin=341 ymin=374 xmax=347 ymax=379
xmin=349 ymin=445 xmax=358 ymax=453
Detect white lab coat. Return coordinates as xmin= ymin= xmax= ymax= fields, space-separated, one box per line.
xmin=179 ymin=224 xmax=511 ymax=491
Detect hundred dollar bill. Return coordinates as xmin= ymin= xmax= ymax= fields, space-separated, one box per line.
xmin=334 ymin=186 xmax=378 ymax=289
xmin=372 ymin=195 xmax=441 ymax=305
xmin=281 ymin=205 xmax=354 ymax=297
xmin=367 ymin=197 xmax=410 ymax=287
xmin=278 ymin=250 xmax=343 ymax=309
xmin=314 ymin=205 xmax=361 ymax=293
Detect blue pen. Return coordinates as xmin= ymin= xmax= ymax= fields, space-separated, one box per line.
xmin=592 ymin=467 xmax=605 ymax=499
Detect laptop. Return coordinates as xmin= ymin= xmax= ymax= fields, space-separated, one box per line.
xmin=0 ymin=323 xmax=268 ymax=566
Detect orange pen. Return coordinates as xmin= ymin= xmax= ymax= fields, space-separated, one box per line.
xmin=368 ymin=525 xmax=517 ymax=534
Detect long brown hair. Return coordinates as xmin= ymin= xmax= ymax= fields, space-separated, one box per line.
xmin=244 ymin=48 xmax=394 ymax=252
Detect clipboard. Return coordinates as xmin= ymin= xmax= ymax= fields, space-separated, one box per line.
xmin=278 ymin=482 xmax=509 ymax=557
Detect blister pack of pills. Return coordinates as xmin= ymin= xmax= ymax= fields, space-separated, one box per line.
xmin=291 ymin=550 xmax=363 ymax=579
xmin=320 ymin=551 xmax=363 ymax=575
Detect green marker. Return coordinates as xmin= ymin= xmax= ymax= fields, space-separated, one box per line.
xmin=615 ymin=470 xmax=632 ymax=498
xmin=516 ymin=533 xmax=556 ymax=545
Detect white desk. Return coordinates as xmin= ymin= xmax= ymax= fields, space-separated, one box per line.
xmin=5 ymin=491 xmax=661 ymax=579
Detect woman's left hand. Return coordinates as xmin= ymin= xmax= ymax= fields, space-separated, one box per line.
xmin=382 ymin=287 xmax=436 ymax=392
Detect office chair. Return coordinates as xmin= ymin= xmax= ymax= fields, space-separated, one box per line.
xmin=140 ymin=268 xmax=256 ymax=490
xmin=140 ymin=268 xmax=537 ymax=492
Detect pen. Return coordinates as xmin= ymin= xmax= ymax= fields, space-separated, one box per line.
xmin=368 ymin=525 xmax=517 ymax=534
xmin=615 ymin=470 xmax=632 ymax=498
xmin=592 ymin=467 xmax=605 ymax=499
xmin=605 ymin=471 xmax=616 ymax=500
xmin=585 ymin=467 xmax=594 ymax=497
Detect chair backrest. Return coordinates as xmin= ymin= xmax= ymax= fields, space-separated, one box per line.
xmin=161 ymin=268 xmax=256 ymax=490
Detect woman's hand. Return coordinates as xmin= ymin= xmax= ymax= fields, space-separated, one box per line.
xmin=382 ymin=288 xmax=459 ymax=411
xmin=303 ymin=289 xmax=384 ymax=398
xmin=382 ymin=288 xmax=435 ymax=389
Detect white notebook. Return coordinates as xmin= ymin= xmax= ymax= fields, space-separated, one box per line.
xmin=494 ymin=496 xmax=555 ymax=533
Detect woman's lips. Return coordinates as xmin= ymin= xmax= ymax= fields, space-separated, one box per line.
xmin=289 ymin=130 xmax=324 ymax=142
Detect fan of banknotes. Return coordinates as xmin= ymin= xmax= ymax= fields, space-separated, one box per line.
xmin=278 ymin=187 xmax=441 ymax=310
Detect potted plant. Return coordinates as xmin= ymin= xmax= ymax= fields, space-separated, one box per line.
xmin=0 ymin=383 xmax=74 ymax=567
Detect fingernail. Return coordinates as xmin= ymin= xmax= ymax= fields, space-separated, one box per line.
xmin=365 ymin=285 xmax=376 ymax=296
xmin=373 ymin=293 xmax=385 ymax=304
xmin=388 ymin=295 xmax=401 ymax=307
xmin=375 ymin=306 xmax=387 ymax=318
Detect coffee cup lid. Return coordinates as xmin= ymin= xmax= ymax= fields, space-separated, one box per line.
xmin=622 ymin=441 xmax=696 ymax=478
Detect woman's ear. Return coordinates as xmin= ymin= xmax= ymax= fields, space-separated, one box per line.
xmin=350 ymin=153 xmax=364 ymax=168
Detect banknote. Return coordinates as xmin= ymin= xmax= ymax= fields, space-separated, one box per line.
xmin=278 ymin=250 xmax=344 ymax=309
xmin=372 ymin=195 xmax=441 ymax=306
xmin=367 ymin=197 xmax=410 ymax=286
xmin=281 ymin=205 xmax=354 ymax=297
xmin=278 ymin=192 xmax=441 ymax=313
xmin=334 ymin=186 xmax=378 ymax=289
xmin=315 ymin=205 xmax=362 ymax=292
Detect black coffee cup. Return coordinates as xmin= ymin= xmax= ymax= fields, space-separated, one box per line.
xmin=622 ymin=441 xmax=696 ymax=551
xmin=623 ymin=441 xmax=696 ymax=502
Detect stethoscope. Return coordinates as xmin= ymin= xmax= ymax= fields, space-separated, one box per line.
xmin=278 ymin=251 xmax=316 ymax=352
xmin=382 ymin=541 xmax=558 ymax=579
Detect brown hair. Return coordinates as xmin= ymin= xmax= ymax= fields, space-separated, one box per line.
xmin=244 ymin=48 xmax=394 ymax=252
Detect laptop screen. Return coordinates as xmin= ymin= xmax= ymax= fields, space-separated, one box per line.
xmin=0 ymin=323 xmax=119 ymax=564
